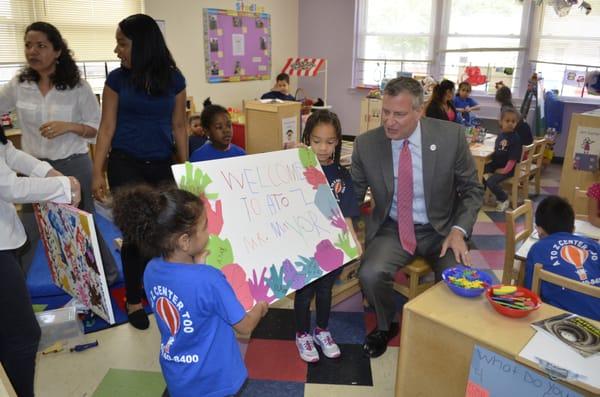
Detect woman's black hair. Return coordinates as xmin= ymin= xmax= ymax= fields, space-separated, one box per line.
xmin=118 ymin=14 xmax=178 ymax=96
xmin=200 ymin=97 xmax=229 ymax=130
xmin=19 ymin=22 xmax=80 ymax=90
xmin=429 ymin=79 xmax=455 ymax=105
xmin=113 ymin=185 xmax=205 ymax=258
xmin=301 ymin=109 xmax=343 ymax=166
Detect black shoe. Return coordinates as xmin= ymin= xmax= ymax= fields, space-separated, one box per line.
xmin=127 ymin=305 xmax=149 ymax=330
xmin=363 ymin=322 xmax=400 ymax=358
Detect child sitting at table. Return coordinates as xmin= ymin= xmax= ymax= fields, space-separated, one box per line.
xmin=261 ymin=73 xmax=295 ymax=101
xmin=524 ymin=196 xmax=600 ymax=320
xmin=483 ymin=107 xmax=522 ymax=212
xmin=453 ymin=82 xmax=480 ymax=125
xmin=587 ymin=183 xmax=600 ymax=228
xmin=187 ymin=113 xmax=206 ymax=157
xmin=190 ymin=99 xmax=245 ymax=162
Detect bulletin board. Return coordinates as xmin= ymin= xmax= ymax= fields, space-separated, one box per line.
xmin=204 ymin=8 xmax=271 ymax=83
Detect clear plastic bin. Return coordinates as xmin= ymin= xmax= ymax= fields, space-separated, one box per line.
xmin=35 ymin=306 xmax=84 ymax=351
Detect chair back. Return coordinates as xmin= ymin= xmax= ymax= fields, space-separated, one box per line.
xmin=503 ymin=199 xmax=533 ymax=285
xmin=573 ymin=187 xmax=589 ymax=220
xmin=531 ymin=138 xmax=546 ymax=168
xmin=518 ymin=143 xmax=535 ymax=179
xmin=531 ymin=263 xmax=600 ymax=298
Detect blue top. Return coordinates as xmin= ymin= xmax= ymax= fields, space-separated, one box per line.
xmin=106 ymin=67 xmax=186 ymax=160
xmin=144 ymin=258 xmax=247 ymax=397
xmin=190 ymin=142 xmax=246 ymax=162
xmin=525 ymin=232 xmax=600 ymax=321
xmin=490 ymin=132 xmax=522 ymax=175
xmin=321 ymin=163 xmax=360 ymax=218
xmin=188 ymin=135 xmax=208 ymax=157
xmin=453 ymin=96 xmax=478 ymax=124
xmin=260 ymin=91 xmax=296 ymax=101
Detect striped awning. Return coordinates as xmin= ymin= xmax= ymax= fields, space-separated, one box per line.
xmin=281 ymin=58 xmax=326 ymax=76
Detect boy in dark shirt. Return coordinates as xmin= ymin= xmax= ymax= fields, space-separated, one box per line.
xmin=261 ymin=73 xmax=295 ymax=101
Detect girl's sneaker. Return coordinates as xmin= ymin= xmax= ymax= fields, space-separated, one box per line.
xmin=295 ymin=332 xmax=319 ymax=362
xmin=313 ymin=328 xmax=341 ymax=358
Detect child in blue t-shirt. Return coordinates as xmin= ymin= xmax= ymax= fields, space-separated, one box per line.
xmin=187 ymin=113 xmax=207 ymax=157
xmin=190 ymin=99 xmax=246 ymax=162
xmin=453 ymin=82 xmax=480 ymax=125
xmin=293 ymin=110 xmax=361 ymax=363
xmin=483 ymin=108 xmax=522 ymax=212
xmin=524 ymin=196 xmax=600 ymax=320
xmin=113 ymin=186 xmax=268 ymax=397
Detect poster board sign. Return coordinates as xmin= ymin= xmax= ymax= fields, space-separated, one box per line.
xmin=172 ymin=148 xmax=359 ymax=309
xmin=33 ymin=203 xmax=115 ymax=324
xmin=467 ymin=345 xmax=582 ymax=397
xmin=204 ymin=8 xmax=271 ymax=83
xmin=572 ymin=125 xmax=600 ymax=171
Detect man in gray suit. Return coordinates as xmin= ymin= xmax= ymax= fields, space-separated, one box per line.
xmin=351 ymin=77 xmax=483 ymax=358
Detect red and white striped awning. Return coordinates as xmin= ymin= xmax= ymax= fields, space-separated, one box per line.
xmin=281 ymin=58 xmax=326 ymax=76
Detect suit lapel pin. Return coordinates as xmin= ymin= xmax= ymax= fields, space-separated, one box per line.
xmin=430 ymin=144 xmax=437 ymax=151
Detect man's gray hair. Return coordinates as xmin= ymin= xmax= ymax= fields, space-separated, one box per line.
xmin=383 ymin=77 xmax=424 ymax=110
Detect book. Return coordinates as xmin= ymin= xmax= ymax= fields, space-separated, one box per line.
xmin=531 ymin=313 xmax=600 ymax=358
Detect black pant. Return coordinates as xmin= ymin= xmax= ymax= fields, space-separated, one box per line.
xmin=107 ymin=149 xmax=175 ymax=304
xmin=0 ymin=250 xmax=41 ymax=397
xmin=294 ymin=268 xmax=342 ymax=333
xmin=483 ymin=163 xmax=511 ymax=202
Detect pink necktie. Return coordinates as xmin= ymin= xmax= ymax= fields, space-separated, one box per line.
xmin=397 ymin=140 xmax=416 ymax=255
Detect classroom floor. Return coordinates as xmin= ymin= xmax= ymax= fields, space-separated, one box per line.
xmin=33 ymin=164 xmax=562 ymax=397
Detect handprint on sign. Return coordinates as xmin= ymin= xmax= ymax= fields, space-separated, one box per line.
xmin=335 ymin=231 xmax=358 ymax=258
xmin=179 ymin=162 xmax=218 ymax=199
xmin=295 ymin=255 xmax=323 ymax=282
xmin=248 ymin=267 xmax=275 ymax=303
xmin=265 ymin=264 xmax=290 ymax=299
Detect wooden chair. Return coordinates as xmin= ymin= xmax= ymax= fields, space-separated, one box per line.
xmin=528 ymin=138 xmax=547 ymax=195
xmin=573 ymin=186 xmax=589 ymax=220
xmin=393 ymin=258 xmax=435 ymax=300
xmin=503 ymin=199 xmax=533 ymax=285
xmin=500 ymin=143 xmax=535 ymax=209
xmin=531 ymin=263 xmax=600 ymax=298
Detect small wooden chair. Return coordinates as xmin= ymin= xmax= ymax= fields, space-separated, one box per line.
xmin=500 ymin=143 xmax=535 ymax=209
xmin=393 ymin=258 xmax=435 ymax=300
xmin=531 ymin=263 xmax=600 ymax=298
xmin=528 ymin=138 xmax=547 ymax=195
xmin=503 ymin=199 xmax=533 ymax=285
xmin=573 ymin=186 xmax=589 ymax=220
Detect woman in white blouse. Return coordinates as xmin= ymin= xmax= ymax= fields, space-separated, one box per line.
xmin=0 ymin=21 xmax=117 ymax=283
xmin=0 ymin=126 xmax=80 ymax=397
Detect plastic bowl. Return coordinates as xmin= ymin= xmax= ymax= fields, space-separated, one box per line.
xmin=485 ymin=285 xmax=541 ymax=318
xmin=442 ymin=266 xmax=493 ymax=298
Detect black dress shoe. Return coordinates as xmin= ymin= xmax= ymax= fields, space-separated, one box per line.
xmin=127 ymin=304 xmax=149 ymax=330
xmin=363 ymin=322 xmax=400 ymax=358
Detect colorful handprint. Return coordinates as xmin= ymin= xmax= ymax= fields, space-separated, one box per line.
xmin=314 ymin=239 xmax=344 ymax=272
xmin=248 ymin=267 xmax=275 ymax=303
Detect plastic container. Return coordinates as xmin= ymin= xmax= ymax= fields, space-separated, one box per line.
xmin=442 ymin=266 xmax=493 ymax=298
xmin=35 ymin=306 xmax=84 ymax=351
xmin=485 ymin=285 xmax=541 ymax=318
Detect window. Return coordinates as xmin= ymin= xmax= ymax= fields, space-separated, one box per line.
xmin=354 ymin=0 xmax=434 ymax=87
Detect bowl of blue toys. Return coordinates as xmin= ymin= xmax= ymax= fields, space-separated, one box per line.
xmin=442 ymin=266 xmax=493 ymax=298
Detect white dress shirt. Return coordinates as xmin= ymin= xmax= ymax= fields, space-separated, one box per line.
xmin=0 ymin=141 xmax=71 ymax=250
xmin=0 ymin=76 xmax=100 ymax=160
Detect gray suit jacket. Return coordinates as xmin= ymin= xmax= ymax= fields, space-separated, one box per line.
xmin=351 ymin=117 xmax=484 ymax=243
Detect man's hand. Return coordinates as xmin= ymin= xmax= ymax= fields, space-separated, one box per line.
xmin=440 ymin=228 xmax=471 ymax=266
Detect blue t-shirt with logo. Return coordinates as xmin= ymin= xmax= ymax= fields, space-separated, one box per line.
xmin=453 ymin=96 xmax=478 ymax=124
xmin=321 ymin=163 xmax=360 ymax=218
xmin=190 ymin=141 xmax=246 ymax=162
xmin=525 ymin=232 xmax=600 ymax=320
xmin=490 ymin=132 xmax=522 ymax=175
xmin=106 ymin=67 xmax=186 ymax=160
xmin=144 ymin=259 xmax=247 ymax=397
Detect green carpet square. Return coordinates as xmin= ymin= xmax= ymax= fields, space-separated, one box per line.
xmin=93 ymin=368 xmax=165 ymax=397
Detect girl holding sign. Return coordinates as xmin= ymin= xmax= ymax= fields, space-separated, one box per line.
xmin=113 ymin=185 xmax=268 ymax=397
xmin=294 ymin=110 xmax=362 ymax=362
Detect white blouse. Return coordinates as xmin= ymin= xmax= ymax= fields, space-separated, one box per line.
xmin=0 ymin=76 xmax=100 ymax=160
xmin=0 ymin=141 xmax=71 ymax=250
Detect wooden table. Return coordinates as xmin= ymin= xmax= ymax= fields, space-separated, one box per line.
xmin=469 ymin=135 xmax=495 ymax=181
xmin=395 ymin=283 xmax=598 ymax=397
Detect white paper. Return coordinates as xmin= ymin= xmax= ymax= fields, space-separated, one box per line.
xmin=282 ymin=117 xmax=298 ymax=149
xmin=575 ymin=219 xmax=600 ymax=240
xmin=232 ymin=34 xmax=245 ymax=56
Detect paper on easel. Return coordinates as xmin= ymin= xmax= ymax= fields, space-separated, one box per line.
xmin=519 ymin=331 xmax=600 ymax=390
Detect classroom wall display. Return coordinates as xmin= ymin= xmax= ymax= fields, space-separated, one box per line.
xmin=572 ymin=125 xmax=600 ymax=171
xmin=34 ymin=203 xmax=115 ymax=324
xmin=204 ymin=8 xmax=271 ymax=83
xmin=172 ymin=148 xmax=360 ymax=309
xmin=467 ymin=345 xmax=582 ymax=397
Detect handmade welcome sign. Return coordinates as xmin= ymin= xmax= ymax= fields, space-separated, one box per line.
xmin=172 ymin=148 xmax=359 ymax=309
xmin=34 ymin=203 xmax=115 ymax=324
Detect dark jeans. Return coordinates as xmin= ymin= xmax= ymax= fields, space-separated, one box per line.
xmin=294 ymin=268 xmax=342 ymax=333
xmin=0 ymin=250 xmax=41 ymax=397
xmin=483 ymin=163 xmax=511 ymax=202
xmin=107 ymin=149 xmax=174 ymax=304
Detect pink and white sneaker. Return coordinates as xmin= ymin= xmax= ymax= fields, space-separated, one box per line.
xmin=313 ymin=328 xmax=341 ymax=358
xmin=295 ymin=332 xmax=319 ymax=362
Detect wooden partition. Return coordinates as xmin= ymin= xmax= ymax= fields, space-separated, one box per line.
xmin=244 ymin=100 xmax=301 ymax=154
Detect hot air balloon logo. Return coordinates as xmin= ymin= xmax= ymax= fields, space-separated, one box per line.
xmin=156 ymin=297 xmax=180 ymax=353
xmin=560 ymin=245 xmax=589 ymax=281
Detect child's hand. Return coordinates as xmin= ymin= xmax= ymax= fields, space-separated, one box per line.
xmin=465 ymin=106 xmax=471 ymax=112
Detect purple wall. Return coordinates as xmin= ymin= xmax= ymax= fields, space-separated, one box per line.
xmin=298 ymin=0 xmax=365 ymax=135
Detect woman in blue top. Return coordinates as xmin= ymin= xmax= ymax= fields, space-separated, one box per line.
xmin=92 ymin=14 xmax=188 ymax=329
